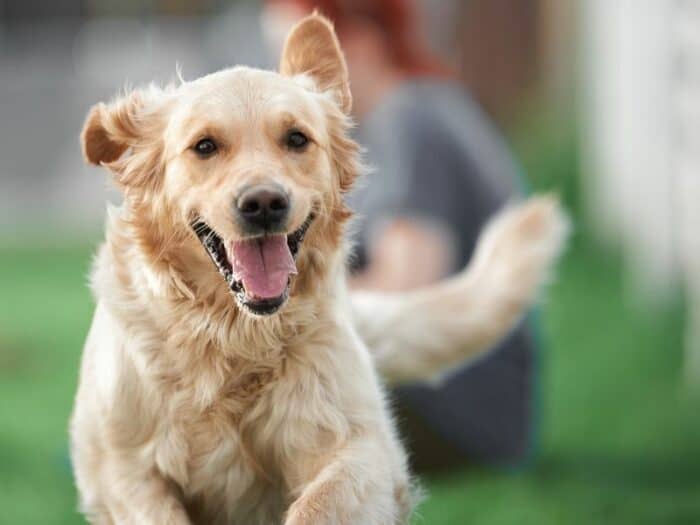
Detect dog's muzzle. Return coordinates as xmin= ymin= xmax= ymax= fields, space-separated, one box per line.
xmin=191 ymin=214 xmax=314 ymax=316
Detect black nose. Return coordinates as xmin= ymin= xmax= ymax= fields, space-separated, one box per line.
xmin=235 ymin=184 xmax=290 ymax=232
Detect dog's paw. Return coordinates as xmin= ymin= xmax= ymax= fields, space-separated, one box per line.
xmin=469 ymin=195 xmax=570 ymax=299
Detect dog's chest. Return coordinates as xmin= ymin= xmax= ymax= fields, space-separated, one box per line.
xmin=149 ymin=336 xmax=349 ymax=523
xmin=152 ymin=362 xmax=287 ymax=522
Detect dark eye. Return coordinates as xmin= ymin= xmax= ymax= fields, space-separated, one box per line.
xmin=194 ymin=138 xmax=217 ymax=157
xmin=286 ymin=130 xmax=309 ymax=150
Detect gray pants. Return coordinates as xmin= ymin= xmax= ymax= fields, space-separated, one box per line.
xmin=393 ymin=321 xmax=536 ymax=471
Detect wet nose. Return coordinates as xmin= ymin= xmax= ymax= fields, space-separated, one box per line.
xmin=235 ymin=184 xmax=290 ymax=232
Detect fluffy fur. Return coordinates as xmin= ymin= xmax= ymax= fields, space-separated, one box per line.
xmin=70 ymin=14 xmax=568 ymax=525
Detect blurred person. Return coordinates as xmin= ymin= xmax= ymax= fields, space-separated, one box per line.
xmin=262 ymin=0 xmax=537 ymax=470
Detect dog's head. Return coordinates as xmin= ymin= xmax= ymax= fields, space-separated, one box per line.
xmin=82 ymin=15 xmax=361 ymax=316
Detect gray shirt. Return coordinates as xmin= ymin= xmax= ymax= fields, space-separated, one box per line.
xmin=350 ymin=79 xmax=520 ymax=269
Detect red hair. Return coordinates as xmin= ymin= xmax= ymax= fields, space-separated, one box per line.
xmin=269 ymin=0 xmax=452 ymax=78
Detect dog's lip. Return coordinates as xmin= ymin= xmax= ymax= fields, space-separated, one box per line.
xmin=191 ymin=214 xmax=314 ymax=315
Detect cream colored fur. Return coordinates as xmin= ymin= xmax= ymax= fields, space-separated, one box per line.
xmin=354 ymin=196 xmax=568 ymax=386
xmin=70 ymin=14 xmax=568 ymax=525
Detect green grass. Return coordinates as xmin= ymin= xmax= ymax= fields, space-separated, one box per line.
xmin=0 ymin=243 xmax=97 ymax=524
xmin=1 ymin=235 xmax=698 ymax=524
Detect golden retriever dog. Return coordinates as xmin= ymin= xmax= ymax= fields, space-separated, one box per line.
xmin=70 ymin=13 xmax=568 ymax=525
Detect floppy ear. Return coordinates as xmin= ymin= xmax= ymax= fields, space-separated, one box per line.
xmin=279 ymin=13 xmax=352 ymax=114
xmin=81 ymin=91 xmax=145 ymax=166
xmin=81 ymin=89 xmax=166 ymax=188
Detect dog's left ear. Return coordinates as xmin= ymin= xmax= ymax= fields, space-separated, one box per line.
xmin=280 ymin=13 xmax=351 ymax=114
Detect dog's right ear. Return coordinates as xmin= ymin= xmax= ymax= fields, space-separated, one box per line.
xmin=81 ymin=91 xmax=145 ymax=166
xmin=81 ymin=88 xmax=169 ymax=189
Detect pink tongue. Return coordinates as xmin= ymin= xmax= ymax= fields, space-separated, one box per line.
xmin=229 ymin=235 xmax=296 ymax=299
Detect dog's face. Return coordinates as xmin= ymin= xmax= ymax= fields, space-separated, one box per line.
xmin=164 ymin=68 xmax=334 ymax=315
xmin=81 ymin=15 xmax=359 ymax=316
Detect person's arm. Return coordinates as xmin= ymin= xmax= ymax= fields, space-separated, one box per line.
xmin=351 ymin=104 xmax=483 ymax=292
xmin=349 ymin=216 xmax=457 ymax=291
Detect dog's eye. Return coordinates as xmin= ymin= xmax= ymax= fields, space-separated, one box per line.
xmin=194 ymin=138 xmax=218 ymax=157
xmin=285 ymin=130 xmax=309 ymax=151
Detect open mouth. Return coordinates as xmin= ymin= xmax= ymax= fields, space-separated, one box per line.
xmin=191 ymin=214 xmax=314 ymax=316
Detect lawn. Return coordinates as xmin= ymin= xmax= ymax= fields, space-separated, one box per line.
xmin=1 ymin=231 xmax=698 ymax=524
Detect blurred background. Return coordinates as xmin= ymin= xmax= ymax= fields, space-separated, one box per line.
xmin=1 ymin=0 xmax=700 ymax=523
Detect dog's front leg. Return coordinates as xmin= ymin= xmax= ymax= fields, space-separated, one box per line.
xmin=283 ymin=438 xmax=407 ymax=525
xmin=86 ymin=458 xmax=191 ymax=525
